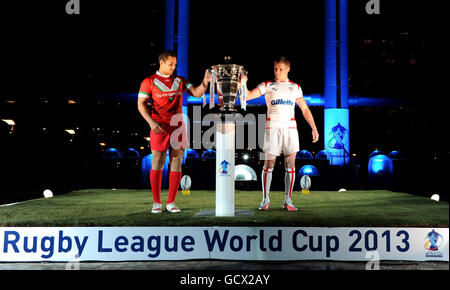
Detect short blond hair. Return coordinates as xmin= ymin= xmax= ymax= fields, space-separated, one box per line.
xmin=274 ymin=56 xmax=290 ymax=66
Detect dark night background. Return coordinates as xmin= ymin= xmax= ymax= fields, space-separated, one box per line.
xmin=0 ymin=0 xmax=446 ymax=203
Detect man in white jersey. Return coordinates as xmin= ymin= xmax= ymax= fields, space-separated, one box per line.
xmin=246 ymin=56 xmax=319 ymax=211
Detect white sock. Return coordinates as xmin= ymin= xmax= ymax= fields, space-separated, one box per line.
xmin=261 ymin=167 xmax=273 ymax=202
xmin=285 ymin=168 xmax=295 ymax=202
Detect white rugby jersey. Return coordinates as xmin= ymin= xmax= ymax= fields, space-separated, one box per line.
xmin=257 ymin=80 xmax=303 ymax=128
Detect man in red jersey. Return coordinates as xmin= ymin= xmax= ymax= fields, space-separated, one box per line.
xmin=137 ymin=50 xmax=211 ymax=213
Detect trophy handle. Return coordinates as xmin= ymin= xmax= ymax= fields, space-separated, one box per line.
xmin=209 ymin=69 xmax=215 ymax=109
xmin=240 ymin=70 xmax=247 ymax=111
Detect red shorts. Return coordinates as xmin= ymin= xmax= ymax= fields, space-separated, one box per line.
xmin=150 ymin=122 xmax=189 ymax=152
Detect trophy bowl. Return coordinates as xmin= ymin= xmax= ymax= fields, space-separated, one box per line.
xmin=211 ymin=64 xmax=246 ymax=113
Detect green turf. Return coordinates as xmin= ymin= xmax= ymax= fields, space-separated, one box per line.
xmin=0 ymin=189 xmax=448 ymax=227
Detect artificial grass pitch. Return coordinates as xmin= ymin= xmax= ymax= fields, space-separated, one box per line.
xmin=0 ymin=189 xmax=448 ymax=227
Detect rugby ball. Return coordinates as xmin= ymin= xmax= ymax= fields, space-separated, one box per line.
xmin=300 ymin=175 xmax=311 ymax=190
xmin=43 ymin=189 xmax=53 ymax=198
xmin=180 ymin=175 xmax=192 ymax=190
xmin=430 ymin=194 xmax=440 ymax=202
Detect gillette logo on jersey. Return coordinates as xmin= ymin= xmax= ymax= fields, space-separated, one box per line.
xmin=271 ymin=99 xmax=295 ymax=106
xmin=138 ymin=71 xmax=193 ymax=124
xmin=257 ymin=80 xmax=303 ymax=128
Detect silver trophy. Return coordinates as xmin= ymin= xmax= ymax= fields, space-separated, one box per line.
xmin=209 ymin=64 xmax=247 ymax=113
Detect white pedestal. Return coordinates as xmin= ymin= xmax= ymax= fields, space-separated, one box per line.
xmin=215 ymin=121 xmax=235 ymax=217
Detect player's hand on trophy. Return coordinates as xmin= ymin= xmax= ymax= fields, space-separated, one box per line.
xmin=203 ymin=69 xmax=212 ymax=85
xmin=241 ymin=71 xmax=248 ymax=83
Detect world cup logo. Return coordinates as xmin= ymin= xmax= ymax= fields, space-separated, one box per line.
xmin=328 ymin=122 xmax=347 ymax=150
xmin=424 ymin=230 xmax=444 ymax=251
xmin=219 ymin=160 xmax=231 ymax=175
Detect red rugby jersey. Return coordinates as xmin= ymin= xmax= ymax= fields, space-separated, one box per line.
xmin=138 ymin=71 xmax=193 ymax=124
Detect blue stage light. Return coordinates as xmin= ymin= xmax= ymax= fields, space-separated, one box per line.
xmin=368 ymin=155 xmax=393 ymax=174
xmin=298 ymin=165 xmax=320 ymax=176
xmin=369 ymin=150 xmax=383 ymax=159
xmin=102 ymin=148 xmax=122 ymax=158
xmin=368 ymin=154 xmax=394 ymax=188
xmin=202 ymin=149 xmax=216 ymax=160
xmin=185 ymin=149 xmax=199 ymax=159
xmin=315 ymin=150 xmax=329 ymax=160
xmin=296 ymin=150 xmax=314 ymax=160
xmin=388 ymin=150 xmax=403 ymax=160
xmin=183 ymin=148 xmax=199 ymax=164
xmin=123 ymin=148 xmax=140 ymax=159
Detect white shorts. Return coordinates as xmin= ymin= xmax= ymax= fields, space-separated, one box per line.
xmin=263 ymin=127 xmax=300 ymax=156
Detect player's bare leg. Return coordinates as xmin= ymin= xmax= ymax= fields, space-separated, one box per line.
xmin=169 ymin=148 xmax=184 ymax=172
xmin=152 ymin=149 xmax=167 ymax=170
xmin=150 ymin=149 xmax=167 ymax=213
xmin=283 ymin=152 xmax=298 ymax=211
xmin=166 ymin=148 xmax=184 ymax=213
xmin=260 ymin=153 xmax=276 ymax=210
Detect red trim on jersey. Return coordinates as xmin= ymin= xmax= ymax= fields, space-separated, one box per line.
xmin=288 ymin=80 xmax=301 ymax=88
